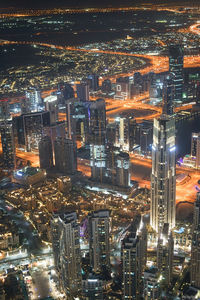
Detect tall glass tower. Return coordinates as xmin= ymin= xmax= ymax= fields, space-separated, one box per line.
xmin=150 ymin=114 xmax=176 ymax=234
xmin=169 ymin=45 xmax=184 ymax=104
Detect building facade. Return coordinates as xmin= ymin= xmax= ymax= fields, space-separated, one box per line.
xmin=88 ymin=210 xmax=110 ymax=273
xmin=150 ymin=115 xmax=176 ymax=234
xmin=122 ymin=215 xmax=147 ymax=300
xmin=39 ymin=135 xmax=53 ymax=169
xmin=0 ymin=122 xmax=15 ymax=169
xmin=191 ymin=192 xmax=200 ymax=288
xmin=54 ymin=137 xmax=77 ymax=175
xmin=51 ymin=212 xmax=82 ymax=297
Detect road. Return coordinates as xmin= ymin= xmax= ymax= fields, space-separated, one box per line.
xmin=1 ymin=25 xmax=200 ymax=205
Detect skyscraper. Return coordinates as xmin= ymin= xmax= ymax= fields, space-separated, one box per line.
xmin=89 ymin=99 xmax=107 ymax=183
xmin=66 ymin=99 xmax=89 ymax=145
xmin=115 ymin=116 xmax=130 ymax=151
xmin=157 ymin=223 xmax=174 ymax=284
xmin=88 ymin=210 xmax=110 ymax=273
xmin=0 ymin=122 xmax=15 ymax=169
xmin=62 ymin=83 xmax=74 ymax=102
xmin=51 ymin=212 xmax=82 ymax=297
xmin=116 ymin=152 xmax=130 ymax=188
xmin=101 ymin=79 xmax=112 ymax=93
xmin=12 ymin=111 xmax=50 ymax=152
xmin=76 ymin=82 xmax=89 ymax=102
xmin=25 ymin=89 xmax=42 ymax=112
xmin=191 ymin=132 xmax=200 ymax=157
xmin=0 ymin=99 xmax=10 ymax=121
xmin=143 ymin=267 xmax=160 ymax=300
xmin=169 ymin=45 xmax=184 ymax=104
xmin=122 ymin=215 xmax=147 ymax=299
xmin=88 ymin=74 xmax=99 ymax=91
xmin=44 ymin=95 xmax=58 ymax=124
xmin=163 ymin=74 xmax=174 ymax=116
xmin=150 ymin=114 xmax=176 ymax=233
xmin=54 ymin=137 xmax=77 ymax=175
xmin=39 ymin=135 xmax=53 ymax=169
xmin=191 ymin=132 xmax=200 ymax=168
xmin=82 ymin=274 xmax=103 ymax=300
xmin=191 ymin=192 xmax=200 ymax=288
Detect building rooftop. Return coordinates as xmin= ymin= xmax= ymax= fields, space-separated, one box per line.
xmin=14 ymin=166 xmax=42 ymax=178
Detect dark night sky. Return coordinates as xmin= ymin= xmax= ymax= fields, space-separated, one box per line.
xmin=0 ymin=0 xmax=195 ymax=9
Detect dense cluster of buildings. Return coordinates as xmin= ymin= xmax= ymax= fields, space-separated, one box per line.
xmin=0 ymin=39 xmax=200 ymax=299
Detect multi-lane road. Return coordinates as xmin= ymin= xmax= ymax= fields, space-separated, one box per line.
xmin=1 ymin=24 xmax=200 ymax=204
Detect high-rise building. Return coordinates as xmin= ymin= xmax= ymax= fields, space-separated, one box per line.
xmin=89 ymin=98 xmax=106 ymax=136
xmin=54 ymin=137 xmax=77 ymax=175
xmin=150 ymin=114 xmax=176 ymax=234
xmin=191 ymin=132 xmax=200 ymax=157
xmin=191 ymin=192 xmax=200 ymax=288
xmin=89 ymin=99 xmax=107 ymax=183
xmin=25 ymin=89 xmax=42 ymax=112
xmin=66 ymin=99 xmax=89 ymax=145
xmin=157 ymin=223 xmax=174 ymax=284
xmin=101 ymin=79 xmax=112 ymax=93
xmin=88 ymin=74 xmax=99 ymax=91
xmin=43 ymin=121 xmax=66 ymax=153
xmin=191 ymin=132 xmax=200 ymax=168
xmin=62 ymin=83 xmax=74 ymax=102
xmin=76 ymin=82 xmax=89 ymax=102
xmin=13 ymin=111 xmax=50 ymax=152
xmin=116 ymin=152 xmax=130 ymax=188
xmin=0 ymin=99 xmax=10 ymax=121
xmin=44 ymin=95 xmax=58 ymax=124
xmin=196 ymin=137 xmax=200 ymax=169
xmin=163 ymin=74 xmax=174 ymax=116
xmin=115 ymin=117 xmax=130 ymax=151
xmin=143 ymin=267 xmax=160 ymax=300
xmin=82 ymin=274 xmax=103 ymax=300
xmin=115 ymin=77 xmax=130 ymax=100
xmin=90 ymin=132 xmax=106 ymax=183
xmin=88 ymin=210 xmax=110 ymax=273
xmin=169 ymin=45 xmax=184 ymax=104
xmin=39 ymin=136 xmax=53 ymax=169
xmin=139 ymin=121 xmax=153 ymax=155
xmin=51 ymin=212 xmax=82 ymax=297
xmin=0 ymin=122 xmax=15 ymax=169
xmin=122 ymin=215 xmax=147 ymax=299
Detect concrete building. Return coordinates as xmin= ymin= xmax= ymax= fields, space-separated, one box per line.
xmin=66 ymin=99 xmax=89 ymax=145
xmin=76 ymin=82 xmax=89 ymax=102
xmin=13 ymin=111 xmax=50 ymax=151
xmin=82 ymin=274 xmax=103 ymax=300
xmin=13 ymin=166 xmax=46 ymax=186
xmin=51 ymin=212 xmax=82 ymax=297
xmin=0 ymin=122 xmax=15 ymax=169
xmin=115 ymin=116 xmax=130 ymax=151
xmin=25 ymin=89 xmax=42 ymax=112
xmin=191 ymin=192 xmax=200 ymax=289
xmin=89 ymin=99 xmax=107 ymax=183
xmin=143 ymin=267 xmax=160 ymax=300
xmin=44 ymin=95 xmax=58 ymax=124
xmin=122 ymin=215 xmax=147 ymax=299
xmin=116 ymin=152 xmax=130 ymax=188
xmin=54 ymin=137 xmax=77 ymax=175
xmin=88 ymin=210 xmax=110 ymax=273
xmin=150 ymin=115 xmax=176 ymax=234
xmin=157 ymin=224 xmax=174 ymax=285
xmin=87 ymin=74 xmax=99 ymax=91
xmin=39 ymin=135 xmax=53 ymax=169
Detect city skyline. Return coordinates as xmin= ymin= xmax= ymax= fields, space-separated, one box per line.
xmin=0 ymin=1 xmax=199 ymax=299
